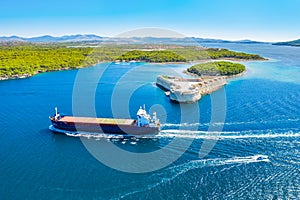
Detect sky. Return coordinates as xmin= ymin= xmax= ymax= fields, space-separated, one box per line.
xmin=0 ymin=0 xmax=300 ymax=42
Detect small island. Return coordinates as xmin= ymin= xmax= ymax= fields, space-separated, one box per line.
xmin=187 ymin=61 xmax=246 ymax=76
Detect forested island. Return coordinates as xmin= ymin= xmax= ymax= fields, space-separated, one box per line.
xmin=0 ymin=44 xmax=265 ymax=80
xmin=187 ymin=61 xmax=246 ymax=76
xmin=273 ymin=39 xmax=300 ymax=47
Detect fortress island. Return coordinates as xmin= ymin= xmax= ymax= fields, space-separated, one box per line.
xmin=156 ymin=61 xmax=247 ymax=103
xmin=157 ymin=75 xmax=226 ymax=103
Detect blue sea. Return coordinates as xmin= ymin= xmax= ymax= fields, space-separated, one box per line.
xmin=0 ymin=43 xmax=300 ymax=199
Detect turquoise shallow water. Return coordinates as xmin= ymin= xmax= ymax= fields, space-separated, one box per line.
xmin=0 ymin=43 xmax=300 ymax=199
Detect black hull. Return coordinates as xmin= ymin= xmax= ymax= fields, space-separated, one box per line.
xmin=50 ymin=121 xmax=159 ymax=136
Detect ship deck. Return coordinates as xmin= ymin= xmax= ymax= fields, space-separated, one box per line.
xmin=58 ymin=116 xmax=135 ymax=125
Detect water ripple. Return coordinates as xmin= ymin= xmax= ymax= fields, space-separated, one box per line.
xmin=116 ymin=155 xmax=269 ymax=199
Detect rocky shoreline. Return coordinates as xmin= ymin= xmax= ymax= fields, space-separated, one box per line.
xmin=0 ymin=74 xmax=32 ymax=81
xmin=0 ymin=64 xmax=95 ymax=81
xmin=183 ymin=69 xmax=247 ymax=79
xmin=156 ymin=75 xmax=227 ymax=103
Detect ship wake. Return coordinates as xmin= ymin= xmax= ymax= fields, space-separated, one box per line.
xmin=159 ymin=129 xmax=300 ymax=140
xmin=116 ymin=154 xmax=270 ymax=199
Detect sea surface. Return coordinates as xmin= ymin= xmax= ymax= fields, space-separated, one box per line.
xmin=0 ymin=43 xmax=300 ymax=199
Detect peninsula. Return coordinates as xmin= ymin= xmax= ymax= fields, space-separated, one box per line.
xmin=0 ymin=43 xmax=265 ymax=81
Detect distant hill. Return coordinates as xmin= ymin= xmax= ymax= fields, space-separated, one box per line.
xmin=0 ymin=34 xmax=266 ymax=44
xmin=0 ymin=34 xmax=103 ymax=43
xmin=273 ymin=39 xmax=300 ymax=47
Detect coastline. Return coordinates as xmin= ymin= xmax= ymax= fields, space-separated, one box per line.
xmin=0 ymin=58 xmax=261 ymax=81
xmin=225 ymin=69 xmax=247 ymax=79
xmin=0 ymin=62 xmax=104 ymax=81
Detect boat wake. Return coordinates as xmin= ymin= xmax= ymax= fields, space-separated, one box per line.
xmin=159 ymin=129 xmax=300 ymax=139
xmin=161 ymin=118 xmax=300 ymax=128
xmin=116 ymin=154 xmax=270 ymax=199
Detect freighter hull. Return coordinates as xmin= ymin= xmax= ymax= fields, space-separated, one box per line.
xmin=49 ymin=116 xmax=159 ymax=136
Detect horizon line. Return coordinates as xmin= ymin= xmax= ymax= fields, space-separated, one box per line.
xmin=0 ymin=33 xmax=288 ymax=43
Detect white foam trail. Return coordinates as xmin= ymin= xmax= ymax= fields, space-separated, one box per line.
xmin=50 ymin=125 xmax=129 ymax=139
xmin=161 ymin=122 xmax=203 ymax=127
xmin=220 ymin=133 xmax=300 ymax=139
xmin=160 ymin=129 xmax=239 ymax=135
xmin=161 ymin=118 xmax=300 ymax=128
xmin=166 ymin=155 xmax=270 ymax=173
xmin=65 ymin=132 xmax=129 ymax=139
xmin=117 ymin=155 xmax=269 ymax=199
xmin=224 ymin=155 xmax=270 ymax=164
xmin=158 ymin=129 xmax=300 ymax=140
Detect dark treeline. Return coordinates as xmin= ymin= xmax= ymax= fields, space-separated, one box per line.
xmin=273 ymin=39 xmax=300 ymax=47
xmin=172 ymin=47 xmax=265 ymax=61
xmin=118 ymin=47 xmax=265 ymax=62
xmin=117 ymin=50 xmax=186 ymax=62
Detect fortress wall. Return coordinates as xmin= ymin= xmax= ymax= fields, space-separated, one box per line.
xmin=156 ymin=75 xmax=226 ymax=103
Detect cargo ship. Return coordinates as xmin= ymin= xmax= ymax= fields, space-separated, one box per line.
xmin=49 ymin=106 xmax=160 ymax=136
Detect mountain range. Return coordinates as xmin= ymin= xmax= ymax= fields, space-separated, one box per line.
xmin=0 ymin=34 xmax=103 ymax=43
xmin=0 ymin=34 xmax=269 ymax=44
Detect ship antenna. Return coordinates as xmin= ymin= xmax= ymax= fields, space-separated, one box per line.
xmin=143 ymin=104 xmax=146 ymax=111
xmin=55 ymin=107 xmax=58 ymax=116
